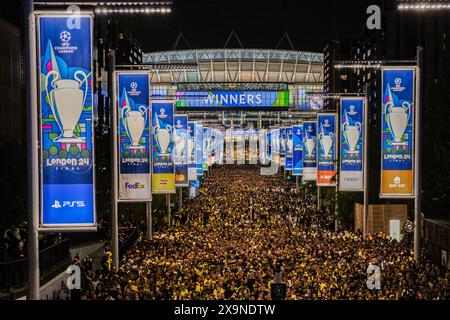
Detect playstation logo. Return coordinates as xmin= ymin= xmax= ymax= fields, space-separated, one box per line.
xmin=52 ymin=200 xmax=62 ymax=209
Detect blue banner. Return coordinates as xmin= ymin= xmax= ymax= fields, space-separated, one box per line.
xmin=39 ymin=15 xmax=95 ymax=227
xmin=187 ymin=121 xmax=197 ymax=181
xmin=317 ymin=114 xmax=336 ymax=186
xmin=117 ymin=72 xmax=151 ymax=200
xmin=174 ymin=115 xmax=189 ymax=187
xmin=152 ymin=102 xmax=175 ymax=193
xmin=293 ymin=125 xmax=303 ymax=176
xmin=279 ymin=128 xmax=286 ymax=166
xmin=196 ymin=124 xmax=204 ymax=176
xmin=285 ymin=127 xmax=293 ymax=170
xmin=302 ymin=121 xmax=317 ymax=181
xmin=381 ymin=68 xmax=415 ymax=197
xmin=340 ymin=98 xmax=365 ymax=191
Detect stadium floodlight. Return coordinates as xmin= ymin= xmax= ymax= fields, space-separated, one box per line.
xmin=397 ymin=0 xmax=450 ymax=11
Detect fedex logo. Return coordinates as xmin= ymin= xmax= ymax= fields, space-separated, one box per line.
xmin=51 ymin=200 xmax=85 ymax=209
xmin=125 ymin=182 xmax=145 ymax=189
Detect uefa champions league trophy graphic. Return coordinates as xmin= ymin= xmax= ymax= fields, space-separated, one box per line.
xmin=287 ymin=133 xmax=293 ymax=155
xmin=122 ymin=105 xmax=148 ymax=150
xmin=45 ymin=69 xmax=88 ymax=143
xmin=305 ymin=126 xmax=316 ymax=157
xmin=174 ymin=120 xmax=186 ymax=159
xmin=343 ymin=108 xmax=361 ymax=155
xmin=154 ymin=108 xmax=172 ymax=156
xmin=319 ymin=130 xmax=334 ymax=158
xmin=187 ymin=127 xmax=195 ymax=161
xmin=385 ymin=85 xmax=411 ymax=146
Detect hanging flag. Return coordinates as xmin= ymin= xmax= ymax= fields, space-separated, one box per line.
xmin=285 ymin=127 xmax=294 ymax=171
xmin=317 ymin=114 xmax=337 ymax=186
xmin=293 ymin=125 xmax=303 ymax=176
xmin=174 ymin=114 xmax=189 ymax=187
xmin=302 ymin=121 xmax=317 ymax=181
xmin=187 ymin=121 xmax=197 ymax=181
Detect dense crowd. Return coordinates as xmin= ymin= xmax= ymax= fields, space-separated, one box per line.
xmin=81 ymin=166 xmax=450 ymax=300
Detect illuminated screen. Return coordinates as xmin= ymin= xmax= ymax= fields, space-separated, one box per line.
xmin=176 ymin=91 xmax=289 ymax=108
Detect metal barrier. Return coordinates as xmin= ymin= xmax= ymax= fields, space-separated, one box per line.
xmin=0 ymin=239 xmax=71 ymax=292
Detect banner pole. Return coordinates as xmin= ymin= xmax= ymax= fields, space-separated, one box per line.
xmin=167 ymin=194 xmax=171 ymax=228
xmin=317 ymin=186 xmax=321 ymax=210
xmin=146 ymin=201 xmax=152 ymax=239
xmin=25 ymin=0 xmax=40 ymax=300
xmin=414 ymin=46 xmax=423 ymax=263
xmin=110 ymin=51 xmax=119 ymax=270
xmin=363 ymin=91 xmax=369 ymax=237
xmin=178 ymin=187 xmax=183 ymax=209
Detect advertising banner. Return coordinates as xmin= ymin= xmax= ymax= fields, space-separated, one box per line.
xmin=117 ymin=72 xmax=151 ymax=201
xmin=293 ymin=125 xmax=303 ymax=176
xmin=317 ymin=114 xmax=337 ymax=186
xmin=187 ymin=121 xmax=197 ymax=181
xmin=174 ymin=115 xmax=189 ymax=187
xmin=152 ymin=101 xmax=175 ymax=194
xmin=381 ymin=67 xmax=415 ymax=197
xmin=285 ymin=127 xmax=294 ymax=170
xmin=203 ymin=127 xmax=210 ymax=171
xmin=279 ymin=128 xmax=286 ymax=167
xmin=302 ymin=121 xmax=317 ymax=181
xmin=38 ymin=14 xmax=95 ymax=228
xmin=176 ymin=91 xmax=289 ymax=108
xmin=196 ymin=124 xmax=204 ymax=175
xmin=340 ymin=98 xmax=365 ymax=191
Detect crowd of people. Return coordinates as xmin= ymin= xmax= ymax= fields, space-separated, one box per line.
xmin=81 ymin=166 xmax=450 ymax=300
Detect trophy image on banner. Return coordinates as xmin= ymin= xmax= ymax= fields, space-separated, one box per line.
xmin=287 ymin=131 xmax=293 ymax=154
xmin=44 ymin=41 xmax=88 ymax=143
xmin=384 ymin=84 xmax=412 ymax=146
xmin=154 ymin=108 xmax=172 ymax=156
xmin=343 ymin=107 xmax=361 ymax=154
xmin=122 ymin=105 xmax=148 ymax=150
xmin=319 ymin=120 xmax=333 ymax=158
xmin=188 ymin=126 xmax=195 ymax=161
xmin=305 ymin=125 xmax=316 ymax=156
xmin=174 ymin=120 xmax=186 ymax=158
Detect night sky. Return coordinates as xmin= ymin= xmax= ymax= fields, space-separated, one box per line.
xmin=1 ymin=0 xmax=386 ymax=53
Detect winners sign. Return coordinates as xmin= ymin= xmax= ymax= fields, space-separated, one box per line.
xmin=38 ymin=14 xmax=95 ymax=228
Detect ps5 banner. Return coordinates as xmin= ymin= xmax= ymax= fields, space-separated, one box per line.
xmin=174 ymin=115 xmax=189 ymax=187
xmin=285 ymin=127 xmax=294 ymax=170
xmin=196 ymin=124 xmax=204 ymax=176
xmin=293 ymin=125 xmax=303 ymax=176
xmin=317 ymin=114 xmax=336 ymax=186
xmin=38 ymin=14 xmax=95 ymax=228
xmin=187 ymin=121 xmax=197 ymax=181
xmin=381 ymin=68 xmax=415 ymax=198
xmin=152 ymin=101 xmax=175 ymax=194
xmin=302 ymin=121 xmax=317 ymax=181
xmin=116 ymin=72 xmax=151 ymax=201
xmin=340 ymin=98 xmax=365 ymax=191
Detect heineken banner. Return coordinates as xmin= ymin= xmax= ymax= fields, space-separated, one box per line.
xmin=38 ymin=14 xmax=95 ymax=228
xmin=187 ymin=121 xmax=197 ymax=181
xmin=381 ymin=67 xmax=415 ymax=198
xmin=340 ymin=98 xmax=365 ymax=191
xmin=302 ymin=121 xmax=317 ymax=181
xmin=279 ymin=127 xmax=286 ymax=167
xmin=293 ymin=125 xmax=303 ymax=176
xmin=117 ymin=72 xmax=151 ymax=201
xmin=174 ymin=115 xmax=189 ymax=187
xmin=152 ymin=101 xmax=175 ymax=194
xmin=196 ymin=124 xmax=204 ymax=176
xmin=317 ymin=114 xmax=337 ymax=186
xmin=285 ymin=127 xmax=294 ymax=170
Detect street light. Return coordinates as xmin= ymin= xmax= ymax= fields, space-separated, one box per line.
xmin=397 ymin=0 xmax=450 ymax=10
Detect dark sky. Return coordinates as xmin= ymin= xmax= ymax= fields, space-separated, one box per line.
xmin=117 ymin=0 xmax=385 ymax=53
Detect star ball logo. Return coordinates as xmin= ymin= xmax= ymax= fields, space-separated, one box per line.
xmin=128 ymin=82 xmax=141 ymax=96
xmin=393 ymin=77 xmax=406 ymax=93
xmin=60 ymin=30 xmax=71 ymax=46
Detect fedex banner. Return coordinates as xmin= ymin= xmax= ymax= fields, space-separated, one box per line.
xmin=176 ymin=91 xmax=289 ymax=108
xmin=285 ymin=127 xmax=293 ymax=170
xmin=117 ymin=72 xmax=151 ymax=201
xmin=38 ymin=15 xmax=95 ymax=228
xmin=340 ymin=98 xmax=365 ymax=191
xmin=381 ymin=68 xmax=415 ymax=198
xmin=152 ymin=102 xmax=175 ymax=194
xmin=187 ymin=121 xmax=197 ymax=181
xmin=293 ymin=125 xmax=303 ymax=176
xmin=302 ymin=121 xmax=317 ymax=181
xmin=174 ymin=115 xmax=189 ymax=187
xmin=317 ymin=114 xmax=336 ymax=186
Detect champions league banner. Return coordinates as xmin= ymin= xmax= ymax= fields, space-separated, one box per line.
xmin=285 ymin=127 xmax=294 ymax=170
xmin=38 ymin=15 xmax=95 ymax=228
xmin=203 ymin=127 xmax=210 ymax=171
xmin=317 ymin=114 xmax=336 ymax=186
xmin=340 ymin=98 xmax=365 ymax=191
xmin=293 ymin=125 xmax=303 ymax=176
xmin=117 ymin=72 xmax=151 ymax=201
xmin=152 ymin=102 xmax=175 ymax=194
xmin=279 ymin=128 xmax=286 ymax=167
xmin=381 ymin=68 xmax=415 ymax=198
xmin=187 ymin=121 xmax=197 ymax=181
xmin=196 ymin=124 xmax=204 ymax=176
xmin=302 ymin=121 xmax=317 ymax=181
xmin=174 ymin=115 xmax=189 ymax=187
